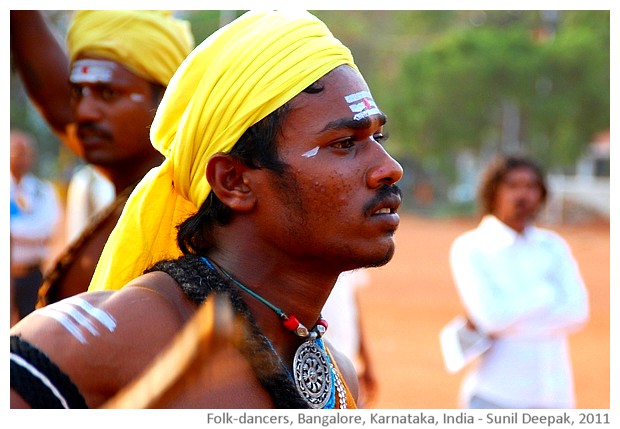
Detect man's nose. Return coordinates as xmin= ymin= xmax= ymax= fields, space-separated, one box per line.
xmin=366 ymin=141 xmax=404 ymax=188
xmin=73 ymin=88 xmax=103 ymax=122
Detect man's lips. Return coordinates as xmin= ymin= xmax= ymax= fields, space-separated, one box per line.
xmin=365 ymin=185 xmax=402 ymax=218
xmin=369 ymin=194 xmax=401 ymax=216
xmin=77 ymin=124 xmax=112 ymax=144
xmin=366 ymin=194 xmax=401 ymax=233
xmin=373 ymin=208 xmax=393 ymax=215
xmin=79 ymin=134 xmax=108 ymax=146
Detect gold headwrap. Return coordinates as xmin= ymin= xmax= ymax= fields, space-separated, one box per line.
xmin=67 ymin=10 xmax=194 ymax=86
xmin=89 ymin=10 xmax=357 ymax=291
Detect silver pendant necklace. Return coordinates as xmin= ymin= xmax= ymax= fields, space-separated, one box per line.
xmin=203 ymin=257 xmax=345 ymax=409
xmin=293 ymin=331 xmax=332 ymax=408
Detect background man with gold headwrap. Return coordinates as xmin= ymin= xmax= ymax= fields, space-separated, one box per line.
xmin=10 ymin=11 xmax=195 ymax=307
xmin=10 ymin=10 xmax=403 ymax=409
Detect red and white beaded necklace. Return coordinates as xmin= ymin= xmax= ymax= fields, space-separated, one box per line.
xmin=201 ymin=256 xmax=346 ymax=408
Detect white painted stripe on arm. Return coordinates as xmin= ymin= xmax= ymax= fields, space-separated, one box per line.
xmin=53 ymin=302 xmax=99 ymax=336
xmin=36 ymin=307 xmax=88 ymax=344
xmin=65 ymin=297 xmax=117 ymax=332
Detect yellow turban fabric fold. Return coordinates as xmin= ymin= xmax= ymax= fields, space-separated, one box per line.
xmin=67 ymin=10 xmax=194 ymax=86
xmin=89 ymin=10 xmax=357 ymax=292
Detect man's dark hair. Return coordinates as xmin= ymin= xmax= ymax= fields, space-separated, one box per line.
xmin=176 ymin=80 xmax=325 ymax=255
xmin=477 ymin=154 xmax=548 ymax=216
xmin=150 ymin=83 xmax=166 ymax=104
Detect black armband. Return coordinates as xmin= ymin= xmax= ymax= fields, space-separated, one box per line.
xmin=10 ymin=335 xmax=88 ymax=408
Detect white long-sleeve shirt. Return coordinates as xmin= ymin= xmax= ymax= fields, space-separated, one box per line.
xmin=10 ymin=174 xmax=61 ymax=267
xmin=65 ymin=164 xmax=115 ymax=244
xmin=449 ymin=215 xmax=589 ymax=408
xmin=322 ymin=269 xmax=371 ymax=372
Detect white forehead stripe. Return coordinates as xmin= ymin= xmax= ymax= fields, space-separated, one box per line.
xmin=352 ymin=107 xmax=381 ymax=121
xmin=345 ymin=90 xmax=380 ymax=121
xmin=35 ymin=297 xmax=117 ymax=344
xmin=344 ymin=91 xmax=372 ymax=103
xmin=70 ymin=59 xmax=115 ymax=84
xmin=349 ymin=100 xmax=376 ymax=114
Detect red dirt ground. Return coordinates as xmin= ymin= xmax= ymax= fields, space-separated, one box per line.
xmin=358 ymin=214 xmax=611 ymax=409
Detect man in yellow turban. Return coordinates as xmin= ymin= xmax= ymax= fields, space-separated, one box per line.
xmin=11 ymin=10 xmax=403 ymax=409
xmin=10 ymin=11 xmax=194 ymax=307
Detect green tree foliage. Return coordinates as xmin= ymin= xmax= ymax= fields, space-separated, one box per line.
xmin=384 ymin=10 xmax=609 ymax=181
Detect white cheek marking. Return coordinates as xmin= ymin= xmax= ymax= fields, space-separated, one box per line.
xmin=302 ymin=146 xmax=320 ymax=158
xmin=129 ymin=93 xmax=145 ymax=103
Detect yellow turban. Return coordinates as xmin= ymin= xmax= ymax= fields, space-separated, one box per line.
xmin=89 ymin=10 xmax=357 ymax=291
xmin=67 ymin=10 xmax=194 ymax=86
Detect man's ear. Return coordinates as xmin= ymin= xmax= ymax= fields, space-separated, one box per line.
xmin=206 ymin=153 xmax=256 ymax=211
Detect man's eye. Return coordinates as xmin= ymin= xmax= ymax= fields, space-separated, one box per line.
xmin=70 ymin=86 xmax=84 ymax=99
xmin=373 ymin=132 xmax=389 ymax=144
xmin=101 ymin=88 xmax=118 ymax=101
xmin=331 ymin=139 xmax=356 ymax=150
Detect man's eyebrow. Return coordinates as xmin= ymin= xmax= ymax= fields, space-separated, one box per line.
xmin=320 ymin=112 xmax=387 ymax=133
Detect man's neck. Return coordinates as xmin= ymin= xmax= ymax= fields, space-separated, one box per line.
xmin=494 ymin=214 xmax=530 ymax=234
xmin=206 ymin=244 xmax=339 ymax=367
xmin=11 ymin=171 xmax=27 ymax=184
xmin=102 ymin=153 xmax=164 ymax=194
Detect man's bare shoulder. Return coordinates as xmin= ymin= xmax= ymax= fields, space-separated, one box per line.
xmin=10 ymin=271 xmax=196 ymax=407
xmin=324 ymin=338 xmax=359 ymax=403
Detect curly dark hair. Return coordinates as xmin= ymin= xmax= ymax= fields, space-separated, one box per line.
xmin=176 ymin=79 xmax=326 ymax=255
xmin=477 ymin=154 xmax=548 ymax=216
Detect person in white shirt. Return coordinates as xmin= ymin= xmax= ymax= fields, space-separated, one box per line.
xmin=322 ymin=269 xmax=378 ymax=407
xmin=10 ymin=129 xmax=61 ymax=323
xmin=449 ymin=154 xmax=589 ymax=409
xmin=64 ymin=164 xmax=115 ymax=244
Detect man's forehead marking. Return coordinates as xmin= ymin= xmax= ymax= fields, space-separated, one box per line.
xmin=70 ymin=59 xmax=117 ymax=84
xmin=344 ymin=90 xmax=372 ymax=103
xmin=344 ymin=90 xmax=380 ymax=121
